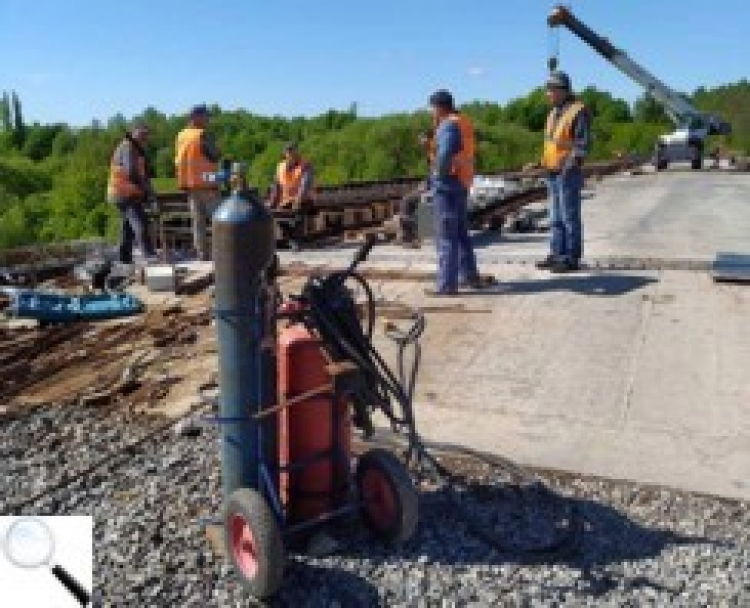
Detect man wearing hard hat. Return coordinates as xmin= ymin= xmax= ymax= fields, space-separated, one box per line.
xmin=537 ymin=71 xmax=591 ymax=273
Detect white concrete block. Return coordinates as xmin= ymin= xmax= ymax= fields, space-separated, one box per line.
xmin=145 ymin=265 xmax=177 ymax=292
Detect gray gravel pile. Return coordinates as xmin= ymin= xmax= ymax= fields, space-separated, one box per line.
xmin=6 ymin=406 xmax=749 ymax=607
xmin=0 ymin=403 xmax=163 ymax=512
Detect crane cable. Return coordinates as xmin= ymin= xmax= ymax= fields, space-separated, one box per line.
xmin=548 ymin=14 xmax=560 ymax=72
xmin=547 ymin=1 xmax=573 ymax=73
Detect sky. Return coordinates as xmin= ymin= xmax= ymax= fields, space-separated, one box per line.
xmin=0 ymin=0 xmax=747 ymax=125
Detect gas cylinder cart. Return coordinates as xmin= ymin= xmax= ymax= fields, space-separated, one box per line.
xmin=209 ymin=163 xmax=418 ymax=599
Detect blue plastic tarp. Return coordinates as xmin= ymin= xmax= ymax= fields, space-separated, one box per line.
xmin=1 ymin=289 xmax=144 ymax=322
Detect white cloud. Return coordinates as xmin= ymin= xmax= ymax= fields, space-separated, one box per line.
xmin=467 ymin=66 xmax=486 ymax=77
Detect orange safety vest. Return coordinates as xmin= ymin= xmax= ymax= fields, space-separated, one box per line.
xmin=276 ymin=159 xmax=316 ymax=205
xmin=542 ymin=101 xmax=586 ymax=171
xmin=175 ymin=127 xmax=218 ymax=190
xmin=106 ymin=140 xmax=146 ymax=200
xmin=430 ymin=114 xmax=476 ymax=189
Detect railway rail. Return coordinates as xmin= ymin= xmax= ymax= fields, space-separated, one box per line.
xmin=152 ymin=160 xmax=633 ymax=250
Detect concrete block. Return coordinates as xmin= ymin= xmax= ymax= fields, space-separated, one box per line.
xmin=145 ymin=264 xmax=177 ymax=292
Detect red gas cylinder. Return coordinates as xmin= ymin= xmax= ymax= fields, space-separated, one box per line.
xmin=278 ymin=321 xmax=352 ymax=524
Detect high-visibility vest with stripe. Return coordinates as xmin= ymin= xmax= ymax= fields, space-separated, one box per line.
xmin=276 ymin=159 xmax=316 ymax=204
xmin=542 ymin=101 xmax=586 ymax=171
xmin=175 ymin=127 xmax=218 ymax=189
xmin=106 ymin=140 xmax=146 ymax=200
xmin=430 ymin=114 xmax=476 ymax=189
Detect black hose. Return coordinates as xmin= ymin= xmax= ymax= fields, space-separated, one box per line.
xmin=293 ymin=247 xmax=580 ymax=558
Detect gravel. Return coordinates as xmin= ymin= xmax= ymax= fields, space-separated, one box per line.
xmin=4 ymin=403 xmax=749 ymax=607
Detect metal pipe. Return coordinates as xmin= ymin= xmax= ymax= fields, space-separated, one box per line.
xmin=212 ymin=162 xmax=278 ymax=500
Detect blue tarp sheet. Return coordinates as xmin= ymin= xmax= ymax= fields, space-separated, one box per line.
xmin=2 ymin=289 xmax=144 ymax=322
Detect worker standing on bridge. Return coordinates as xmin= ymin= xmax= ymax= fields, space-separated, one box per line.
xmin=537 ymin=71 xmax=591 ymax=273
xmin=175 ymin=105 xmax=221 ymax=261
xmin=106 ymin=123 xmax=158 ymax=265
xmin=426 ymin=90 xmax=482 ymax=296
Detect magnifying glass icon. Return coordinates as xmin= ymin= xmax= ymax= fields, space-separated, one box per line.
xmin=3 ymin=517 xmax=91 ymax=606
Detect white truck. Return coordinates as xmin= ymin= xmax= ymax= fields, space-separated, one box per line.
xmin=548 ymin=5 xmax=731 ymax=170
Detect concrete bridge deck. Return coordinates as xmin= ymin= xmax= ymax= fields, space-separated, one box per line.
xmin=277 ymin=170 xmax=750 ymax=499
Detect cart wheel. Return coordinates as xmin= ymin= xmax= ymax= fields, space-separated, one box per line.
xmin=223 ymin=488 xmax=285 ymax=599
xmin=356 ymin=448 xmax=418 ymax=543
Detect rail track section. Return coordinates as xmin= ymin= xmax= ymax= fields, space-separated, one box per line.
xmin=152 ymin=161 xmax=631 ymax=249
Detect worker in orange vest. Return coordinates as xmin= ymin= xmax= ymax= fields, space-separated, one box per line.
xmin=537 ymin=71 xmax=591 ymax=273
xmin=269 ymin=142 xmax=316 ymax=210
xmin=106 ymin=122 xmax=157 ymax=265
xmin=268 ymin=143 xmax=316 ymax=249
xmin=425 ymin=90 xmax=483 ymax=296
xmin=175 ymin=104 xmax=221 ymax=261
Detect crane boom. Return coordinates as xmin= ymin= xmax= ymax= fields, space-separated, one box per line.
xmin=548 ymin=5 xmax=730 ymax=135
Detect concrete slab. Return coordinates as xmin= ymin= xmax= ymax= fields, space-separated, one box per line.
xmin=215 ymin=172 xmax=750 ymax=498
xmin=367 ymin=266 xmax=750 ymax=500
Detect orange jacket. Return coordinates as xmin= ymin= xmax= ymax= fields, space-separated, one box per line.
xmin=448 ymin=113 xmax=475 ymax=188
xmin=175 ymin=127 xmax=218 ymax=189
xmin=429 ymin=113 xmax=476 ymax=189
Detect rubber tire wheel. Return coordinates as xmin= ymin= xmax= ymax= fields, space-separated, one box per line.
xmin=356 ymin=448 xmax=418 ymax=544
xmin=223 ymin=488 xmax=285 ymax=599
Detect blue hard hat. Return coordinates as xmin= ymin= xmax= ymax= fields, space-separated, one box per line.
xmin=429 ymin=89 xmax=455 ymax=110
xmin=190 ymin=104 xmax=209 ymax=117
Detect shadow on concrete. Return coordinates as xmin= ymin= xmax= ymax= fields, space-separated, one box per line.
xmin=460 ymin=274 xmax=657 ymax=297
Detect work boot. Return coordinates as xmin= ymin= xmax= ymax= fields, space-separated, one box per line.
xmin=535 ymin=255 xmax=557 ymax=270
xmin=550 ymin=259 xmax=581 ymax=274
xmin=459 ymin=275 xmax=497 ymax=289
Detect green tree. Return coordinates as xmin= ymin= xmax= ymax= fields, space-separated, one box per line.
xmin=633 ymin=93 xmax=671 ymax=125
xmin=11 ymin=92 xmax=25 ymax=148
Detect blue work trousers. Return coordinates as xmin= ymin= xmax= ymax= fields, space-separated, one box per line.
xmin=433 ymin=186 xmax=479 ymax=293
xmin=116 ymin=198 xmax=155 ymax=264
xmin=547 ymin=170 xmax=583 ymax=263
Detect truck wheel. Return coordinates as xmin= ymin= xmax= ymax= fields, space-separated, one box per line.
xmin=356 ymin=448 xmax=418 ymax=543
xmin=224 ymin=488 xmax=285 ymax=599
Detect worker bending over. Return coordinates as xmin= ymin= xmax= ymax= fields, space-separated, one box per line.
xmin=537 ymin=71 xmax=591 ymax=273
xmin=175 ymin=104 xmax=221 ymax=261
xmin=106 ymin=123 xmax=157 ymax=265
xmin=425 ymin=90 xmax=483 ymax=296
xmin=268 ymin=143 xmax=316 ymax=248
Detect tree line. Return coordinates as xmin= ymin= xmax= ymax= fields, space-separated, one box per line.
xmin=1 ymin=81 xmax=748 ymax=250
